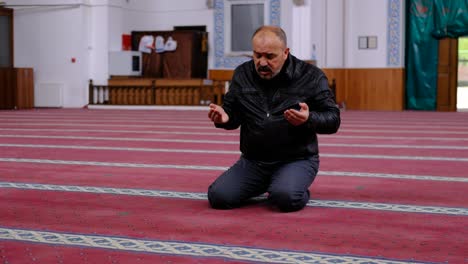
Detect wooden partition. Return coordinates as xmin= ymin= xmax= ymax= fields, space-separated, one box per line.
xmin=208 ymin=69 xmax=233 ymax=105
xmin=90 ymin=68 xmax=405 ymax=110
xmin=321 ymin=68 xmax=347 ymax=105
xmin=0 ymin=68 xmax=34 ymax=109
xmin=209 ymin=68 xmax=405 ymax=111
xmin=323 ymin=68 xmax=405 ymax=111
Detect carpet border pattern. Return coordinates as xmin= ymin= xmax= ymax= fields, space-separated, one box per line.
xmin=1 ymin=182 xmax=467 ymax=216
xmin=0 ymin=227 xmax=425 ymax=264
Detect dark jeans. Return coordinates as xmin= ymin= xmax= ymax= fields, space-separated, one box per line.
xmin=207 ymin=156 xmax=319 ymax=212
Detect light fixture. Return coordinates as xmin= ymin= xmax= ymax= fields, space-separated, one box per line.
xmin=292 ymin=0 xmax=305 ymax=6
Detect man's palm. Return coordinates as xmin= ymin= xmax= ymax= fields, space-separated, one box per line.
xmin=208 ymin=104 xmax=229 ymax=124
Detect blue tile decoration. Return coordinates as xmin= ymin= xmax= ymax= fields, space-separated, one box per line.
xmin=387 ymin=0 xmax=401 ymax=67
xmin=214 ymin=0 xmax=281 ymax=69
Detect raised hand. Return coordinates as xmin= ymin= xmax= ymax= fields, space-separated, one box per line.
xmin=208 ymin=103 xmax=230 ymax=124
xmin=284 ymin=102 xmax=309 ymax=126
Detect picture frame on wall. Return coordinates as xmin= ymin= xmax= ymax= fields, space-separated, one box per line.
xmin=358 ymin=36 xmax=368 ymax=49
xmin=368 ymin=36 xmax=378 ymax=49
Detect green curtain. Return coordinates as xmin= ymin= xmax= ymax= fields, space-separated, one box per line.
xmin=432 ymin=0 xmax=468 ymax=39
xmin=406 ymin=0 xmax=438 ymax=110
xmin=406 ymin=0 xmax=468 ymax=110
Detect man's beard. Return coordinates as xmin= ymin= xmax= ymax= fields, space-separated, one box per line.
xmin=256 ymin=65 xmax=279 ymax=80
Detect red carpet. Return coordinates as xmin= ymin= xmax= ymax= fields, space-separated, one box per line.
xmin=0 ymin=108 xmax=467 ymax=263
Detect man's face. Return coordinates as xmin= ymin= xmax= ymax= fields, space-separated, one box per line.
xmin=252 ymin=32 xmax=289 ymax=80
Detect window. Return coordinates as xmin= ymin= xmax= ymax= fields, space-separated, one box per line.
xmin=0 ymin=9 xmax=13 ymax=67
xmin=225 ymin=0 xmax=268 ymax=56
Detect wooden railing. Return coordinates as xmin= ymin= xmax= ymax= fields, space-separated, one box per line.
xmin=89 ymin=79 xmax=155 ymax=105
xmin=88 ymin=75 xmax=338 ymax=108
xmin=88 ymin=78 xmax=224 ymax=106
xmin=208 ymin=69 xmax=232 ymax=106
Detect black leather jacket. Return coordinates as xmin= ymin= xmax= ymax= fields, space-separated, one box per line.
xmin=216 ymin=54 xmax=340 ymax=162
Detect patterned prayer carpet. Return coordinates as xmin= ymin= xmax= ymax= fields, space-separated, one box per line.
xmin=0 ymin=108 xmax=467 ymax=264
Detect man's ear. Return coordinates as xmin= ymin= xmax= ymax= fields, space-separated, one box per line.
xmin=284 ymin=48 xmax=290 ymax=57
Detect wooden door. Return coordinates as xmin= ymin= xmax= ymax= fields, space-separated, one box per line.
xmin=437 ymin=38 xmax=458 ymax=111
xmin=0 ymin=68 xmax=15 ymax=109
xmin=0 ymin=8 xmax=14 ymax=109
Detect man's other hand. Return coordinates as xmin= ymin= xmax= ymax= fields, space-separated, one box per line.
xmin=284 ymin=102 xmax=309 ymax=126
xmin=208 ymin=104 xmax=230 ymax=124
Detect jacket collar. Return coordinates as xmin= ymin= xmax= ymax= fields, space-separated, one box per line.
xmin=282 ymin=54 xmax=294 ymax=81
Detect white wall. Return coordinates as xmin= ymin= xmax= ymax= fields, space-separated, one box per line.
xmin=345 ymin=0 xmax=388 ymax=68
xmin=108 ymin=2 xmax=125 ymax=52
xmin=291 ymin=1 xmax=313 ymax=61
xmin=291 ymin=0 xmax=403 ymax=68
xmin=325 ymin=0 xmax=345 ymax=68
xmin=9 ymin=0 xmax=404 ymax=107
xmin=88 ymin=3 xmax=108 ymax=85
xmin=10 ymin=0 xmax=127 ymax=107
xmin=90 ymin=0 xmax=127 ymax=84
xmin=12 ymin=1 xmax=89 ymax=107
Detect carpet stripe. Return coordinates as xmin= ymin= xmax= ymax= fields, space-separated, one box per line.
xmin=0 ymin=128 xmax=235 ymax=136
xmin=1 ymin=143 xmax=467 ymax=162
xmin=0 ymin=134 xmax=239 ymax=144
xmin=2 ymin=122 xmax=468 ymax=135
xmin=1 ymin=182 xmax=466 ymax=216
xmin=0 ymin=143 xmax=240 ymax=154
xmin=2 ymin=117 xmax=468 ymax=130
xmin=1 ymin=157 xmax=466 ymax=182
xmin=324 ymin=135 xmax=468 ymax=141
xmin=0 ymin=141 xmax=468 ymax=150
xmin=322 ymin=153 xmax=468 ymax=162
xmin=0 ymin=118 xmax=212 ymax=125
xmin=317 ymin=171 xmax=467 ymax=182
xmin=322 ymin=143 xmax=468 ymax=150
xmin=0 ymin=123 xmax=217 ymax=130
xmin=0 ymin=227 xmax=425 ymax=264
xmin=2 ymin=133 xmax=468 ymax=143
xmin=341 ymin=129 xmax=468 ymax=135
xmin=2 ymin=167 xmax=466 ymax=207
xmin=0 ymin=128 xmax=468 ymax=145
xmin=1 ymin=117 xmax=464 ymax=127
xmin=0 ymin=157 xmax=228 ymax=170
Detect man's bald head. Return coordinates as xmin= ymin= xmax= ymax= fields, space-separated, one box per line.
xmin=252 ymin=26 xmax=287 ymax=48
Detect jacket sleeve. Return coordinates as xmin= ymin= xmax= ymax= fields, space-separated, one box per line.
xmin=214 ymin=75 xmax=242 ymax=130
xmin=304 ymin=77 xmax=341 ymax=134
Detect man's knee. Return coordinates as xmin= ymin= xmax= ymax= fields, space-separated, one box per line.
xmin=207 ymin=184 xmax=240 ymax=209
xmin=268 ymin=189 xmax=309 ymax=212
